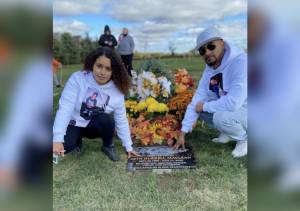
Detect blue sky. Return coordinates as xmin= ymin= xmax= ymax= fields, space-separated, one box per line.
xmin=53 ymin=0 xmax=247 ymax=53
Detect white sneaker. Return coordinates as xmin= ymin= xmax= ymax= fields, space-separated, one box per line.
xmin=212 ymin=133 xmax=232 ymax=144
xmin=232 ymin=141 xmax=247 ymax=158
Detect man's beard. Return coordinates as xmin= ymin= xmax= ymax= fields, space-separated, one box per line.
xmin=205 ymin=56 xmax=217 ymax=67
xmin=207 ymin=61 xmax=217 ymax=67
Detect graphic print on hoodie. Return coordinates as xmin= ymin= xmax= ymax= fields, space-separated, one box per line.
xmin=209 ymin=73 xmax=224 ymax=98
xmin=80 ymin=87 xmax=110 ymax=120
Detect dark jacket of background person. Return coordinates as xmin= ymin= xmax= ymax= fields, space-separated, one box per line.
xmin=98 ymin=25 xmax=117 ymax=48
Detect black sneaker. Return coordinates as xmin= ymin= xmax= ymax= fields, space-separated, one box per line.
xmin=101 ymin=145 xmax=119 ymax=161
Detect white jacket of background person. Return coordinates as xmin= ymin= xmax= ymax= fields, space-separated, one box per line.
xmin=53 ymin=71 xmax=133 ymax=151
xmin=181 ymin=41 xmax=247 ymax=134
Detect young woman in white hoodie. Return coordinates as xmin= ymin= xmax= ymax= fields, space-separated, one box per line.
xmin=53 ymin=47 xmax=139 ymax=161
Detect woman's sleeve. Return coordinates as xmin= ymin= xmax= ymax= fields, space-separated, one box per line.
xmin=53 ymin=73 xmax=80 ymax=142
xmin=113 ymin=97 xmax=133 ymax=152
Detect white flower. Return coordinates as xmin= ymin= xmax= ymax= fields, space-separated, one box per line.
xmin=158 ymin=76 xmax=171 ymax=96
xmin=129 ymin=85 xmax=138 ymax=97
xmin=128 ymin=70 xmax=138 ymax=97
xmin=137 ymin=71 xmax=159 ymax=99
xmin=131 ymin=70 xmax=138 ymax=85
xmin=142 ymin=71 xmax=158 ymax=84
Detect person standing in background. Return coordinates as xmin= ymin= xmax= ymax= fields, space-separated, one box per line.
xmin=52 ymin=58 xmax=62 ymax=88
xmin=117 ymin=28 xmax=135 ymax=76
xmin=98 ymin=25 xmax=117 ymax=49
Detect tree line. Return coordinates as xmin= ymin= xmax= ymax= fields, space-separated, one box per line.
xmin=53 ymin=33 xmax=98 ymax=65
xmin=53 ymin=33 xmax=199 ymax=65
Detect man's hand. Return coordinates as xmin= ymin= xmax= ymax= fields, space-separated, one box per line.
xmin=128 ymin=150 xmax=140 ymax=159
xmin=53 ymin=142 xmax=65 ymax=157
xmin=173 ymin=132 xmax=186 ymax=150
xmin=196 ymin=102 xmax=204 ymax=113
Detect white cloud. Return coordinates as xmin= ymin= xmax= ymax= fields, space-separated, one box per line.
xmin=53 ymin=20 xmax=92 ymax=36
xmin=105 ymin=0 xmax=246 ymax=52
xmin=216 ymin=20 xmax=247 ymax=49
xmin=186 ymin=27 xmax=205 ymax=35
xmin=53 ymin=0 xmax=247 ymax=52
xmin=109 ymin=0 xmax=246 ymax=23
xmin=53 ymin=0 xmax=103 ymax=16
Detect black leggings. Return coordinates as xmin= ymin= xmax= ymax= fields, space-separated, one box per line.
xmin=64 ymin=113 xmax=115 ymax=153
xmin=121 ymin=54 xmax=133 ymax=76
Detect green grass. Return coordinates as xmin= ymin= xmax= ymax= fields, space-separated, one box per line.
xmin=53 ymin=57 xmax=247 ymax=211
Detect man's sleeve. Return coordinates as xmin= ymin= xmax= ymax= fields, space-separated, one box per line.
xmin=130 ymin=37 xmax=135 ymax=53
xmin=181 ymin=72 xmax=209 ymax=133
xmin=112 ymin=36 xmax=118 ymax=47
xmin=98 ymin=35 xmax=104 ymax=46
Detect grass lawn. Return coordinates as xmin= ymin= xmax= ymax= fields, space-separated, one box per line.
xmin=53 ymin=57 xmax=247 ymax=211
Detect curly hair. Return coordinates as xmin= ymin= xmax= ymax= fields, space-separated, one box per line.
xmin=83 ymin=47 xmax=131 ymax=95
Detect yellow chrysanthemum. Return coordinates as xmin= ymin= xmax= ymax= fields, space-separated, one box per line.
xmin=149 ymin=123 xmax=164 ymax=144
xmin=136 ymin=101 xmax=147 ymax=111
xmin=145 ymin=97 xmax=158 ymax=106
xmin=147 ymin=102 xmax=158 ymax=112
xmin=157 ymin=103 xmax=169 ymax=113
xmin=125 ymin=100 xmax=137 ymax=108
xmin=153 ymin=135 xmax=163 ymax=144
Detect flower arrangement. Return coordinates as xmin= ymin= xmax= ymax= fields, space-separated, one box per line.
xmin=168 ymin=90 xmax=194 ymax=120
xmin=168 ymin=68 xmax=195 ymax=121
xmin=128 ymin=70 xmax=139 ymax=99
xmin=126 ymin=62 xmax=195 ymax=146
xmin=174 ymin=68 xmax=195 ymax=94
xmin=125 ymin=97 xmax=169 ymax=118
xmin=129 ymin=115 xmax=180 ymax=146
xmin=135 ymin=71 xmax=172 ymax=101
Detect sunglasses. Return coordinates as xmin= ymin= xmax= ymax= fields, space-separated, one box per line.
xmin=199 ymin=42 xmax=216 ymax=56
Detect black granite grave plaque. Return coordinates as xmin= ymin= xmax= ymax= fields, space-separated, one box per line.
xmin=127 ymin=145 xmax=196 ymax=171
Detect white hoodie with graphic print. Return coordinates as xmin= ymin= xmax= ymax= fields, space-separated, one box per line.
xmin=53 ymin=71 xmax=133 ymax=152
xmin=181 ymin=42 xmax=247 ymax=133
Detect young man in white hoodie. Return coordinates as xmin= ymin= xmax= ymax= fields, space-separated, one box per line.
xmin=173 ymin=28 xmax=247 ymax=158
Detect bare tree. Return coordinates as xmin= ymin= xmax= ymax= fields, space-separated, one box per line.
xmin=168 ymin=42 xmax=176 ymax=56
xmin=143 ymin=37 xmax=149 ymax=52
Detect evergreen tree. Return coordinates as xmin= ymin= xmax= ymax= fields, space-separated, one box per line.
xmin=60 ymin=33 xmax=81 ymax=64
xmin=80 ymin=33 xmax=95 ymax=62
xmin=53 ymin=36 xmax=62 ymax=61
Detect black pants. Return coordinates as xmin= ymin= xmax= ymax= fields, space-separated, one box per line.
xmin=64 ymin=113 xmax=115 ymax=153
xmin=121 ymin=54 xmax=133 ymax=76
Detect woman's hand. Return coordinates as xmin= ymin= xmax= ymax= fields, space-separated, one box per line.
xmin=127 ymin=150 xmax=140 ymax=159
xmin=53 ymin=142 xmax=65 ymax=157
